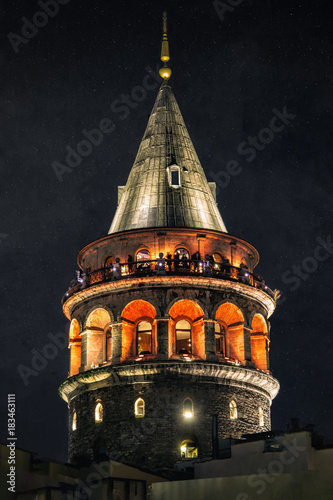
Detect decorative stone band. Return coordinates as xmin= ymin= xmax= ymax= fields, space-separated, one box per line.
xmin=63 ymin=275 xmax=275 ymax=319
xmin=59 ymin=361 xmax=279 ymax=404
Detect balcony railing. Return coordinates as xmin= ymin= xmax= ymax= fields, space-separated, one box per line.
xmin=62 ymin=259 xmax=275 ymax=304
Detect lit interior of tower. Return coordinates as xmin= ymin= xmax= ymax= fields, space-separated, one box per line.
xmin=59 ymin=12 xmax=279 ymax=470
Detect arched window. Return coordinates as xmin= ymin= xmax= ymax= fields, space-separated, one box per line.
xmin=104 ymin=255 xmax=114 ymax=267
xmin=134 ymin=398 xmax=145 ymax=418
xmin=137 ymin=321 xmax=152 ymax=354
xmin=215 ymin=323 xmax=226 ymax=356
xmin=174 ymin=248 xmax=190 ymax=267
xmin=183 ymin=398 xmax=194 ymax=418
xmin=259 ymin=407 xmax=264 ymax=427
xmin=180 ymin=440 xmax=198 ymax=459
xmin=215 ymin=303 xmax=245 ymax=365
xmin=175 ymin=319 xmax=191 ymax=354
xmin=95 ymin=402 xmax=103 ymax=423
xmin=229 ymin=400 xmax=237 ymax=420
xmin=136 ymin=249 xmax=150 ymax=261
xmin=72 ymin=411 xmax=77 ymax=431
xmin=85 ymin=308 xmax=112 ymax=368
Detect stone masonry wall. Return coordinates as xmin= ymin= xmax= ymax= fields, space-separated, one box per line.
xmin=68 ymin=374 xmax=270 ymax=469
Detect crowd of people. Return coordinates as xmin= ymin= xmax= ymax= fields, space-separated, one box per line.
xmin=70 ymin=253 xmax=266 ymax=293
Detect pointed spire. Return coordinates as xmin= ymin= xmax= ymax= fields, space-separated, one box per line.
xmin=108 ymin=83 xmax=227 ymax=234
xmin=159 ymin=12 xmax=172 ymax=81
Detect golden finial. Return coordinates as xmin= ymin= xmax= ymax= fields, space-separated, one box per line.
xmin=159 ymin=12 xmax=172 ymax=80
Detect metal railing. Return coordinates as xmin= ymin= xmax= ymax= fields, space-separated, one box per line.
xmin=62 ymin=258 xmax=274 ymax=304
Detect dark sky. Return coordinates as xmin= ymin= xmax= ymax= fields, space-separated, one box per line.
xmin=1 ymin=0 xmax=332 ymax=462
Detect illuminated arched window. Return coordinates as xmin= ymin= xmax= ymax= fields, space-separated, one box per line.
xmin=183 ymin=398 xmax=193 ymax=418
xmin=259 ymin=407 xmax=264 ymax=427
xmin=95 ymin=402 xmax=103 ymax=423
xmin=104 ymin=255 xmax=114 ymax=267
xmin=72 ymin=411 xmax=77 ymax=431
xmin=229 ymin=400 xmax=237 ymax=420
xmin=214 ymin=322 xmax=226 ymax=356
xmin=134 ymin=398 xmax=145 ymax=418
xmin=174 ymin=247 xmax=190 ymax=266
xmin=180 ymin=440 xmax=198 ymax=459
xmin=136 ymin=249 xmax=150 ymax=261
xmin=175 ymin=319 xmax=191 ymax=354
xmin=137 ymin=321 xmax=152 ymax=354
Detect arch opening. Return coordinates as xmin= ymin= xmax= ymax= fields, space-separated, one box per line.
xmin=69 ymin=319 xmax=81 ymax=376
xmin=180 ymin=439 xmax=198 ymax=459
xmin=215 ymin=303 xmax=245 ymax=365
xmin=251 ymin=314 xmax=269 ymax=372
xmin=169 ymin=300 xmax=205 ymax=359
xmin=121 ymin=300 xmax=157 ymax=360
xmin=85 ymin=308 xmax=112 ymax=369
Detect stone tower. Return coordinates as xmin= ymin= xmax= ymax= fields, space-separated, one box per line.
xmin=59 ymin=15 xmax=279 ymax=469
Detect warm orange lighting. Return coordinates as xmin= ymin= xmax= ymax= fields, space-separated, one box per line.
xmin=251 ymin=314 xmax=269 ymax=372
xmin=121 ymin=300 xmax=156 ymax=360
xmin=69 ymin=319 xmax=81 ymax=376
xmin=215 ymin=303 xmax=245 ymax=364
xmin=169 ymin=300 xmax=205 ymax=359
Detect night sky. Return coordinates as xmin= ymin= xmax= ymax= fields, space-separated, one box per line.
xmin=1 ymin=0 xmax=332 ymax=462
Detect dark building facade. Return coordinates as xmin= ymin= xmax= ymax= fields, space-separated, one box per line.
xmin=59 ymin=19 xmax=279 ymax=470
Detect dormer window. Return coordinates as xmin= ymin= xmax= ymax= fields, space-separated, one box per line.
xmin=168 ymin=165 xmax=181 ymax=188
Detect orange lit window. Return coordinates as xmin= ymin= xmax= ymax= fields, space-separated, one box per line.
xmin=137 ymin=321 xmax=152 ymax=354
xmin=175 ymin=319 xmax=191 ymax=354
xmin=104 ymin=256 xmax=114 ymax=267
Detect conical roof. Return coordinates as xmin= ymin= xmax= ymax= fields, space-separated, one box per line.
xmin=108 ymin=81 xmax=227 ymax=234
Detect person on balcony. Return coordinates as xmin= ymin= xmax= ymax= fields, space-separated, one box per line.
xmin=203 ymin=254 xmax=212 ymax=276
xmin=174 ymin=252 xmax=180 ymax=270
xmin=112 ymin=258 xmax=122 ymax=280
xmin=156 ymin=252 xmax=166 ymax=275
xmin=127 ymin=254 xmax=133 ymax=273
xmin=182 ymin=253 xmax=189 ymax=269
xmin=239 ymin=262 xmax=249 ymax=284
xmin=192 ymin=251 xmax=201 ymax=272
xmin=166 ymin=252 xmax=172 ymax=272
xmin=222 ymin=257 xmax=231 ymax=275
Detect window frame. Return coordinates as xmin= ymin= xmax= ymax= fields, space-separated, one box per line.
xmin=175 ymin=318 xmax=192 ymax=354
xmin=134 ymin=398 xmax=145 ymax=418
xmin=136 ymin=320 xmax=153 ymax=355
